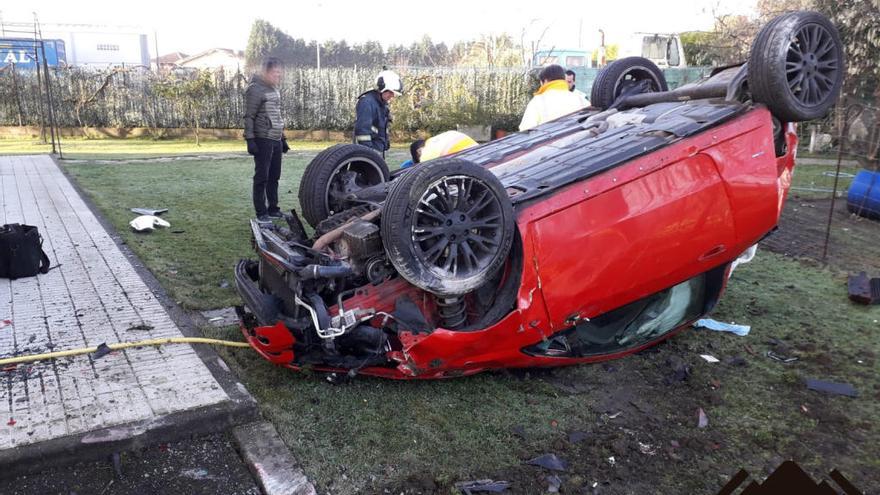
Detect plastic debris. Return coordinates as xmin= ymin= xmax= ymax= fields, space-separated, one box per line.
xmin=181 ymin=468 xmax=212 ymax=480
xmin=766 ymin=350 xmax=798 ymax=363
xmin=0 ymin=319 xmax=11 ymax=329
xmin=638 ymin=442 xmax=658 ymax=455
xmin=693 ymin=318 xmax=750 ymax=336
xmin=697 ymin=408 xmax=709 ymax=428
xmin=7 ymin=418 xmax=15 ymax=426
xmin=126 ymin=323 xmax=154 ymax=331
xmin=130 ymin=208 xmax=168 ymax=216
xmin=729 ymin=244 xmax=757 ymax=276
xmin=129 ymin=215 xmax=171 ymax=232
xmin=525 ymin=453 xmax=568 ymax=471
xmin=547 ymin=474 xmax=562 ymax=493
xmin=93 ymin=343 xmax=112 ymax=360
xmin=607 ymin=456 xmax=616 ymax=466
xmin=700 ymin=354 xmax=720 ymax=363
xmin=455 ymin=479 xmax=510 ymax=494
xmin=805 ymin=378 xmax=858 ymax=397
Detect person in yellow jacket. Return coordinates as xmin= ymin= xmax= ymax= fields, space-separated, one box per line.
xmin=519 ymin=64 xmax=589 ymax=131
xmin=401 ymin=130 xmax=478 ymax=168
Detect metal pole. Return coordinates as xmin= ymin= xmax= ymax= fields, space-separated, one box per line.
xmin=33 ymin=28 xmax=47 ymax=143
xmin=40 ymin=41 xmax=59 ymax=156
xmin=578 ymin=18 xmax=583 ymax=49
xmin=822 ymin=104 xmax=863 ymax=260
xmin=36 ymin=14 xmax=61 ymax=157
xmin=154 ymin=30 xmax=160 ymax=71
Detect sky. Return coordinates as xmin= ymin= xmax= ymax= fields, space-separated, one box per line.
xmin=2 ymin=0 xmax=755 ymax=56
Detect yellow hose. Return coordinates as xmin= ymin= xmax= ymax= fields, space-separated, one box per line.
xmin=0 ymin=337 xmax=252 ymax=366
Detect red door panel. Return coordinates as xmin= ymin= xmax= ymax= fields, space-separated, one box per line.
xmin=701 ymin=116 xmax=781 ymax=246
xmin=533 ymin=153 xmax=736 ymax=328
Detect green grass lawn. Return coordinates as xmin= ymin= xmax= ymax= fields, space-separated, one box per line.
xmin=0 ymin=136 xmax=347 ymax=160
xmin=65 ymin=147 xmax=409 ymax=310
xmin=62 ymin=148 xmax=880 ymax=494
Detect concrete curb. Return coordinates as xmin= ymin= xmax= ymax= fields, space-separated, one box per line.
xmin=0 ymin=400 xmax=253 ymax=478
xmin=234 ymin=422 xmax=318 ymax=495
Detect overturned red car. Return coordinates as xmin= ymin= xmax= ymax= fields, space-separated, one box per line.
xmin=235 ymin=12 xmax=844 ymax=379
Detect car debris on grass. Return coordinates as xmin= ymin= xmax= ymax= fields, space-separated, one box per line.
xmin=804 ymin=378 xmax=858 ymax=397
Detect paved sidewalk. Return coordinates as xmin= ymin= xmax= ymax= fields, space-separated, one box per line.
xmin=0 ymin=155 xmax=246 ymax=469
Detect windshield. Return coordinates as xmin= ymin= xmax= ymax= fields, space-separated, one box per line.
xmin=641 ymin=35 xmax=670 ymax=60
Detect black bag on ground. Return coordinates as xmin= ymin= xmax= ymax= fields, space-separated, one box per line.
xmin=0 ymin=224 xmax=51 ymax=279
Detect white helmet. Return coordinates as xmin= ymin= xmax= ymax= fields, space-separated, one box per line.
xmin=376 ymin=70 xmax=403 ymax=96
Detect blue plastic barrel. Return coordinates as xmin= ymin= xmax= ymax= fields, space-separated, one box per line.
xmin=847 ymin=169 xmax=880 ymax=220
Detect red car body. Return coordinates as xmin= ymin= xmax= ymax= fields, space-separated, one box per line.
xmin=240 ymin=106 xmax=797 ymax=379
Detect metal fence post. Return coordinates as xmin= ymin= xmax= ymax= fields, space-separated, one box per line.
xmin=39 ymin=41 xmax=59 ymax=155
xmin=822 ymin=103 xmax=864 ymax=260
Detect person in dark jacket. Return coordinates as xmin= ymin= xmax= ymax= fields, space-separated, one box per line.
xmin=354 ymin=70 xmax=402 ymax=153
xmin=244 ymin=57 xmax=289 ymax=221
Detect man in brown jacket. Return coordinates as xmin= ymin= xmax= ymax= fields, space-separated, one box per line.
xmin=243 ymin=57 xmax=289 ymax=221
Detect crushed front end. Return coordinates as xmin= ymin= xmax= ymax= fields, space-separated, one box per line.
xmin=234 ymin=210 xmax=408 ymax=376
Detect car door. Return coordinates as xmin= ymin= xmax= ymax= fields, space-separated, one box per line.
xmin=532 ymin=152 xmax=737 ymax=329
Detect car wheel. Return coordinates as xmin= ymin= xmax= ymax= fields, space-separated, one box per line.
xmin=299 ymin=144 xmax=390 ymax=227
xmin=590 ymin=57 xmax=669 ymax=109
xmin=748 ymin=11 xmax=844 ymax=122
xmin=381 ymin=158 xmax=515 ymax=296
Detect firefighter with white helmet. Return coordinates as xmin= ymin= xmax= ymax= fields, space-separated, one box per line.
xmin=354 ymin=70 xmax=402 ymax=154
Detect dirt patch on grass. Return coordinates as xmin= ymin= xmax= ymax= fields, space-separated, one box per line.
xmin=763 ymin=196 xmax=880 ymax=274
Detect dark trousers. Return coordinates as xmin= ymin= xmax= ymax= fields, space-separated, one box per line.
xmin=252 ymin=138 xmax=283 ymax=216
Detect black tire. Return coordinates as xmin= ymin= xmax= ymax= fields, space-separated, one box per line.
xmin=381 ymin=158 xmax=515 ymax=296
xmin=748 ymin=11 xmax=844 ymax=122
xmin=298 ymin=144 xmax=390 ymax=227
xmin=590 ymin=57 xmax=668 ymax=109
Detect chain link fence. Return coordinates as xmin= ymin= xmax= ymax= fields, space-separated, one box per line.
xmin=763 ymin=79 xmax=880 ymax=273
